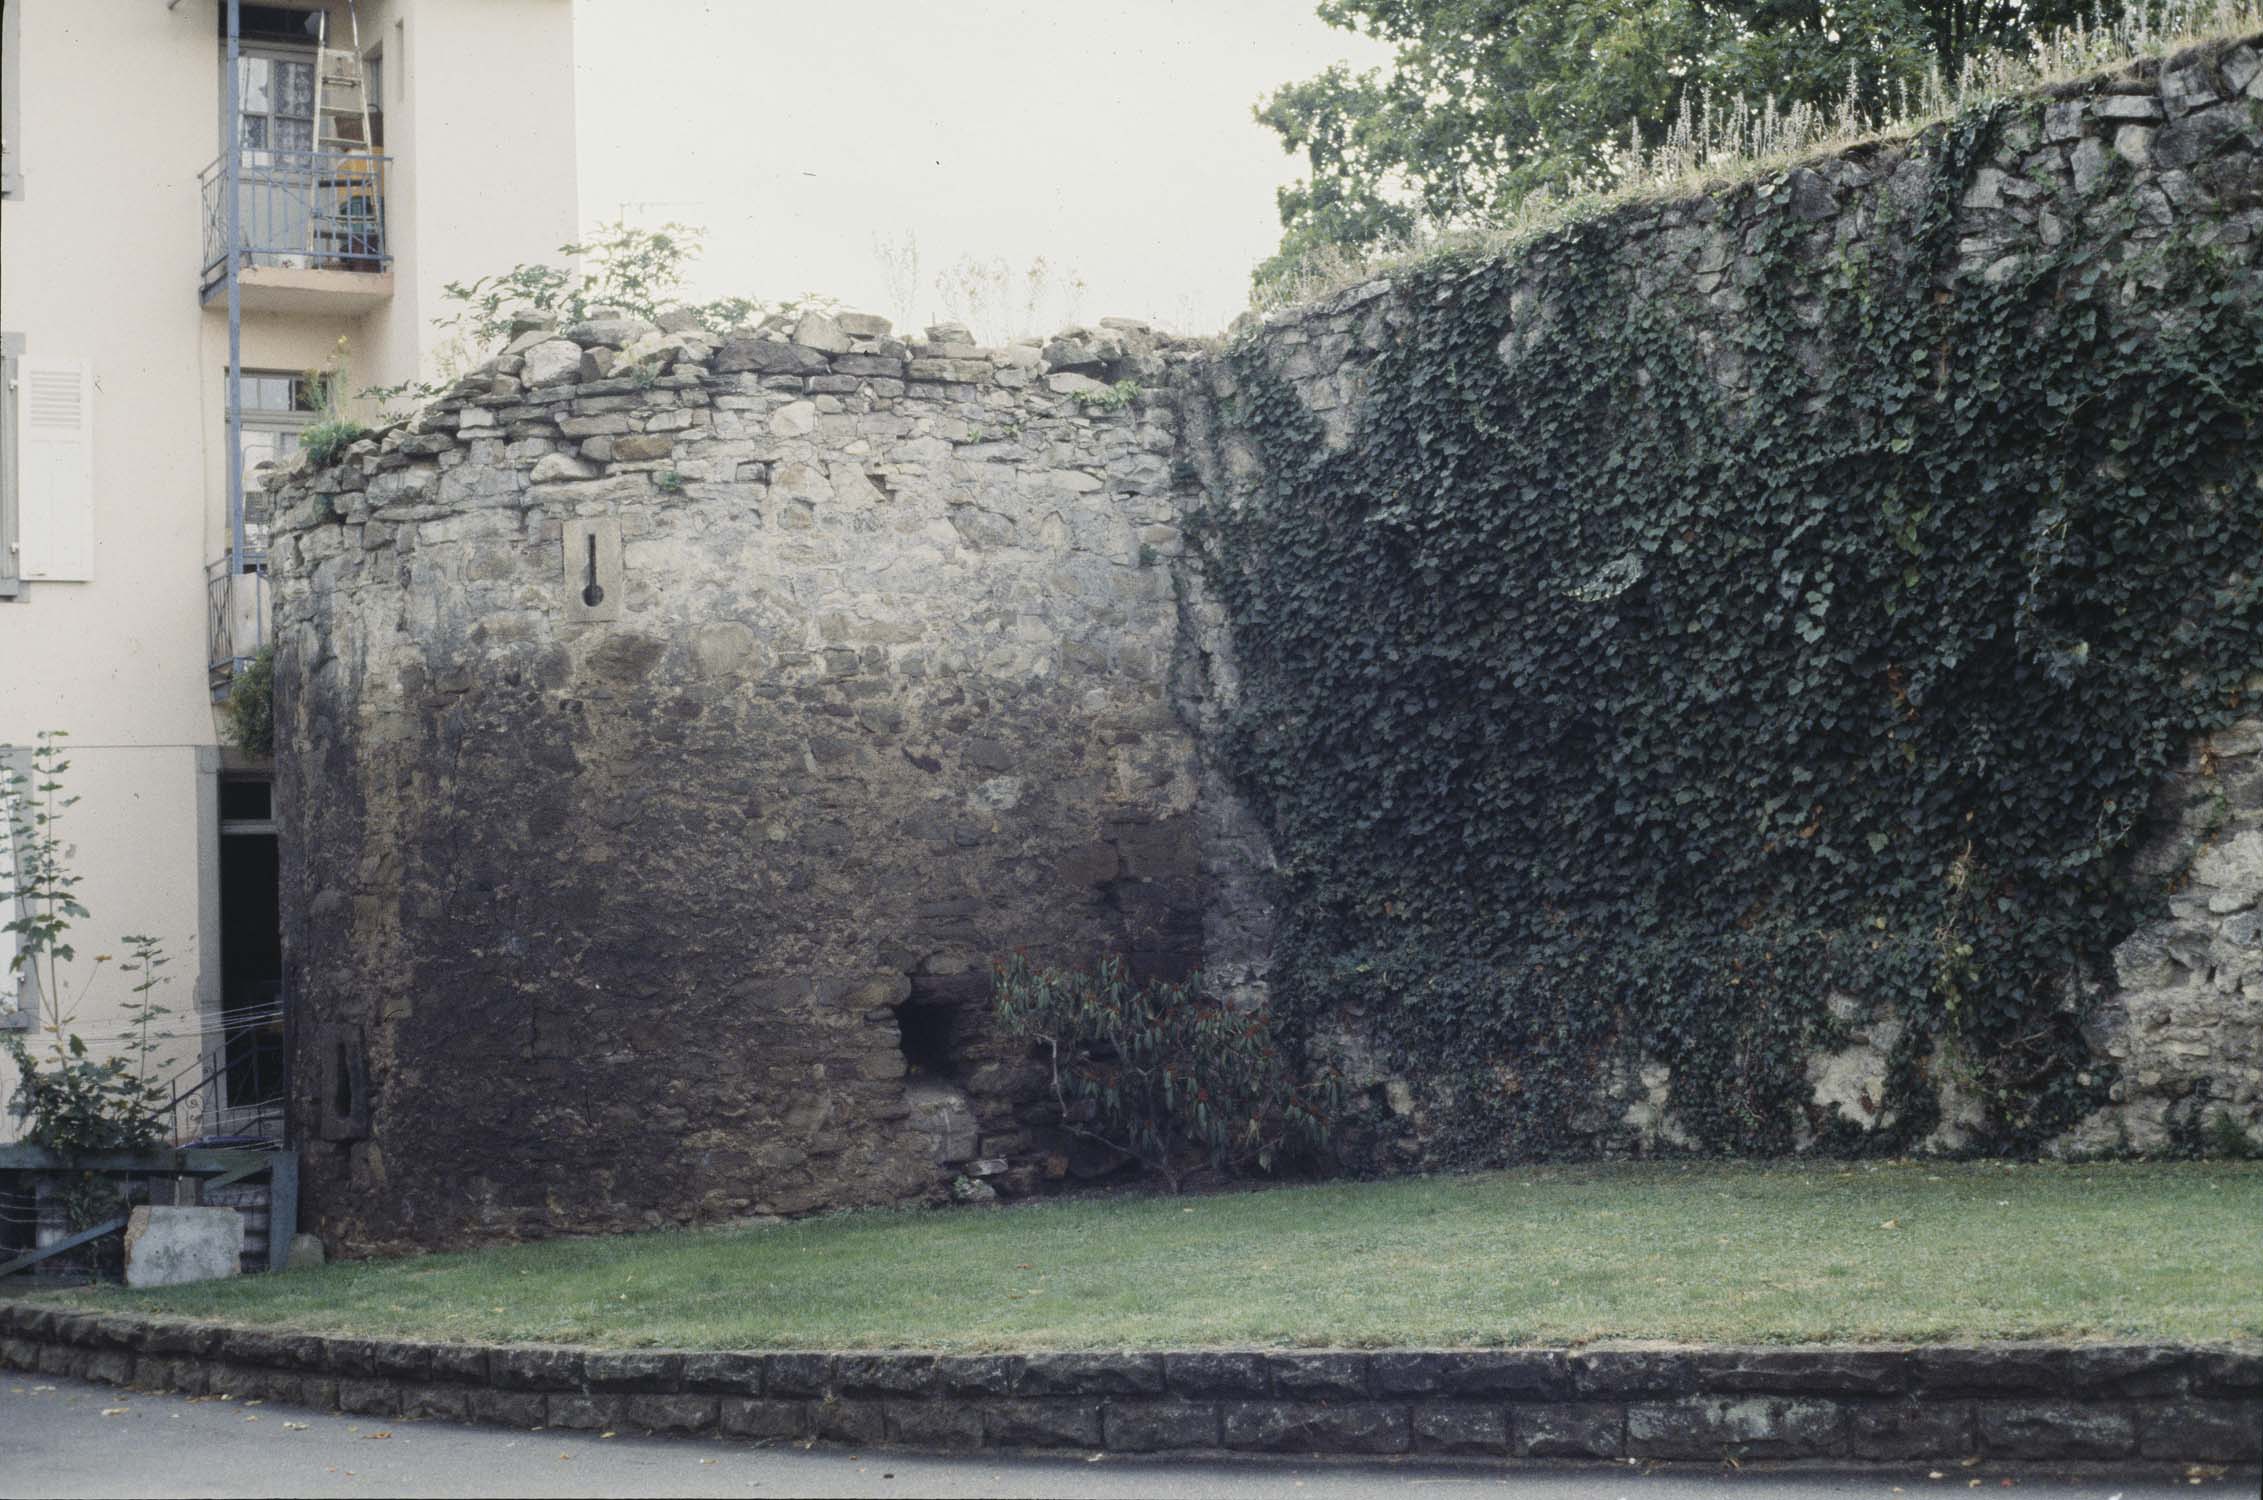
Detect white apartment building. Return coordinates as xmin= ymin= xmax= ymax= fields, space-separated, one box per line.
xmin=0 ymin=0 xmax=578 ymax=1166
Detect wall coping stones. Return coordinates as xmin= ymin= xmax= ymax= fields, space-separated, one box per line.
xmin=2 ymin=1301 xmax=2254 ymax=1470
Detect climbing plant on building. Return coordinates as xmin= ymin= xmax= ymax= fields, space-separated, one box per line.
xmin=1192 ymin=96 xmax=2263 ymax=1164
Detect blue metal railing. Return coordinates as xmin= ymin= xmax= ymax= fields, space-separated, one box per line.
xmin=198 ymin=149 xmax=391 ymax=294
xmin=207 ymin=553 xmax=270 ymax=699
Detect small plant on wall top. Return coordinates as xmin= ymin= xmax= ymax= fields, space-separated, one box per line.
xmin=1071 ymin=378 xmax=1142 ymax=413
xmin=2 ymin=732 xmax=173 ymax=1154
xmin=298 ymin=337 xmax=367 ymax=467
xmin=298 ymin=418 xmax=367 ymax=467
xmin=992 ymin=952 xmax=1341 ymax=1192
xmin=363 ymin=222 xmax=841 ymax=417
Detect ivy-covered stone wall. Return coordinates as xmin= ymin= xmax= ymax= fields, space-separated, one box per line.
xmin=1179 ymin=37 xmax=2263 ymax=1169
xmin=271 ymin=40 xmax=2263 ymax=1252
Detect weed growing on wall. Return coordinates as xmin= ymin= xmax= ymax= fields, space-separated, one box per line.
xmin=1251 ymin=4 xmax=2263 ymax=311
xmin=1193 ymin=100 xmax=2263 ymax=1162
xmin=361 ymin=223 xmax=843 ymax=416
xmin=993 ymin=954 xmax=1341 ymax=1190
xmin=225 ymin=645 xmax=276 ymax=758
xmin=297 ymin=419 xmax=368 ymax=468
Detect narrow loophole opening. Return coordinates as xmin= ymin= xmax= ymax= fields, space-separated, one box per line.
xmin=333 ymin=1042 xmax=355 ymax=1117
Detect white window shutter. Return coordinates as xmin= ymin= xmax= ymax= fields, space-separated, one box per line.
xmin=17 ymin=359 xmax=95 ymax=581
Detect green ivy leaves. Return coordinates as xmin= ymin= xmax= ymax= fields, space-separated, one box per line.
xmin=1195 ymin=108 xmax=2263 ymax=1164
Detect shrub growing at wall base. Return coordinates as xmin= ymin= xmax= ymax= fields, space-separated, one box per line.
xmin=224 ymin=645 xmax=275 ymax=758
xmin=1193 ymin=97 xmax=2263 ymax=1163
xmin=992 ymin=954 xmax=1341 ymax=1190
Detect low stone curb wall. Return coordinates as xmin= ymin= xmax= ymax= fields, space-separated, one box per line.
xmin=3 ymin=1303 xmax=2256 ymax=1467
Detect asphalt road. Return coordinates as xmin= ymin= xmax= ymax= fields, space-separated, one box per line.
xmin=0 ymin=1375 xmax=2234 ymax=1499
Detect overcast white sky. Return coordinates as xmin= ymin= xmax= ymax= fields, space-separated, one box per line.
xmin=571 ymin=1 xmax=1392 ymax=339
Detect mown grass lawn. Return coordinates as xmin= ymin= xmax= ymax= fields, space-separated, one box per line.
xmin=34 ymin=1160 xmax=2263 ymax=1351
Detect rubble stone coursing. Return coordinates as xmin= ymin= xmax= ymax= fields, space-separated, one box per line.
xmin=1178 ymin=37 xmax=2263 ymax=1165
xmin=271 ymin=310 xmax=1213 ymax=1251
xmin=270 ymin=40 xmax=2263 ymax=1251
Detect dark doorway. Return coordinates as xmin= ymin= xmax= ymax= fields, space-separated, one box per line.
xmin=219 ymin=776 xmax=284 ymax=1137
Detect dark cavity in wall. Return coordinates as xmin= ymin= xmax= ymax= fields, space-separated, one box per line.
xmin=899 ymin=968 xmax=995 ymax=1082
xmin=897 ymin=999 xmax=961 ymax=1079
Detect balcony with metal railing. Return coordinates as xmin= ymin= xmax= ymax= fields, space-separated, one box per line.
xmin=207 ymin=555 xmax=271 ymax=701
xmin=198 ymin=148 xmax=394 ymax=314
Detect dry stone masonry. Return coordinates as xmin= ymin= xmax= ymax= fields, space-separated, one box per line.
xmin=1175 ymin=36 xmax=2263 ymax=1168
xmin=269 ymin=38 xmax=2263 ymax=1251
xmin=273 ymin=309 xmax=1211 ymax=1250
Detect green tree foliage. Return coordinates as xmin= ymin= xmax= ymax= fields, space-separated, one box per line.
xmin=1197 ymin=107 xmax=2263 ymax=1161
xmin=1256 ymin=0 xmax=2088 ymax=278
xmin=436 ymin=219 xmax=708 ymax=348
xmin=363 ymin=221 xmax=833 ymax=415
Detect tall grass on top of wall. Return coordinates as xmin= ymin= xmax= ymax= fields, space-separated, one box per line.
xmin=1251 ymin=0 xmax=2263 ymax=314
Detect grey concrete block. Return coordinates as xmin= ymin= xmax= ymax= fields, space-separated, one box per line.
xmin=835 ymin=1353 xmax=937 ymax=1396
xmin=1374 ymin=1350 xmax=1568 ymax=1398
xmin=623 ymin=1394 xmax=720 ymax=1435
xmin=1019 ymin=1353 xmax=1163 ymax=1396
xmin=1164 ymin=1351 xmax=1269 ymax=1396
xmin=1413 ymin=1403 xmax=1509 ymax=1454
xmin=1266 ymin=1353 xmax=1368 ymax=1400
xmin=1846 ymin=1399 xmax=1973 ymax=1459
xmin=936 ymin=1355 xmax=1022 ymax=1396
xmin=1104 ymin=1401 xmax=1218 ymax=1451
xmin=2138 ymin=1400 xmax=2263 ymax=1461
xmin=682 ymin=1351 xmax=764 ymax=1395
xmin=122 ymin=1208 xmax=244 ymax=1289
xmin=582 ymin=1350 xmax=682 ymax=1392
xmin=1978 ymin=1400 xmax=2138 ymax=1459
xmin=468 ymin=1387 xmax=549 ymax=1428
xmin=1223 ymin=1400 xmax=1409 ymax=1454
xmin=719 ymin=1397 xmax=808 ymax=1440
xmin=888 ymin=1400 xmax=987 ymax=1448
xmin=986 ymin=1400 xmax=1103 ymax=1448
xmin=1627 ymin=1396 xmax=1847 ymax=1459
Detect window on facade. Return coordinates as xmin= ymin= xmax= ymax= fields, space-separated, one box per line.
xmin=240 ymin=371 xmax=320 ymax=468
xmin=235 ymin=52 xmax=318 ymax=160
xmin=363 ymin=55 xmax=385 ymax=149
xmin=237 ymin=372 xmax=319 ymax=557
xmin=223 ymin=6 xmax=323 ymax=161
xmin=227 ymin=5 xmax=325 ymax=44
